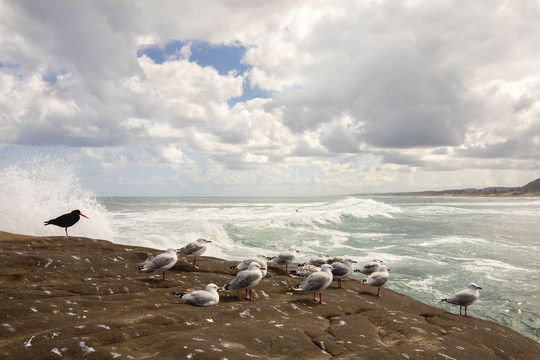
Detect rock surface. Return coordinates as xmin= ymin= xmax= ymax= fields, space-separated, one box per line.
xmin=1 ymin=231 xmax=539 ymax=359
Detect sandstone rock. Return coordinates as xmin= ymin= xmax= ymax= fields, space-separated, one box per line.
xmin=1 ymin=231 xmax=538 ymax=359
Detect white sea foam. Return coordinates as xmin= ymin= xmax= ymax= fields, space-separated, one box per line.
xmin=0 ymin=158 xmax=114 ymax=239
xmin=416 ymin=236 xmax=488 ymax=248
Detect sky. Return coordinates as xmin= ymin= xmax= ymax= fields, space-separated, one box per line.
xmin=0 ymin=0 xmax=539 ymax=197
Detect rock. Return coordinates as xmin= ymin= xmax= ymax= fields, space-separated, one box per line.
xmin=1 ymin=231 xmax=539 ymax=359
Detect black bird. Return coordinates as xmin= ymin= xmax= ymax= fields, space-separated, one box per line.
xmin=44 ymin=210 xmax=89 ymax=237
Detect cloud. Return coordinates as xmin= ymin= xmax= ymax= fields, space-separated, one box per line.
xmin=0 ymin=0 xmax=539 ymax=195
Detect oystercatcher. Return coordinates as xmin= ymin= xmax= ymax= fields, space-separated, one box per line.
xmin=44 ymin=210 xmax=89 ymax=237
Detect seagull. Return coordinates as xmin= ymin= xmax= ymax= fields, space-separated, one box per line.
xmin=177 ymin=238 xmax=211 ymax=268
xmin=362 ymin=265 xmax=390 ymax=296
xmin=441 ymin=283 xmax=482 ymax=316
xmin=290 ymin=264 xmax=320 ymax=277
xmin=136 ymin=248 xmax=178 ymax=281
xmin=300 ymin=253 xmax=329 ymax=267
xmin=230 ymin=254 xmax=268 ymax=277
xmin=222 ymin=262 xmax=264 ymax=301
xmin=326 ymin=256 xmax=345 ymax=264
xmin=171 ymin=283 xmax=220 ymax=307
xmin=354 ymin=259 xmax=383 ymax=275
xmin=271 ymin=247 xmax=298 ymax=273
xmin=293 ymin=264 xmax=333 ymax=305
xmin=331 ymin=258 xmax=357 ymax=288
xmin=44 ymin=210 xmax=89 ymax=237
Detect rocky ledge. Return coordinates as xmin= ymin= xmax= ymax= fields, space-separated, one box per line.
xmin=1 ymin=231 xmax=539 ymax=359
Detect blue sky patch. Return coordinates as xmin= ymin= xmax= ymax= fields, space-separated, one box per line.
xmin=138 ymin=40 xmax=249 ymax=76
xmin=228 ymin=82 xmax=273 ymax=107
xmin=138 ymin=40 xmax=272 ymax=106
xmin=0 ymin=61 xmax=20 ymax=69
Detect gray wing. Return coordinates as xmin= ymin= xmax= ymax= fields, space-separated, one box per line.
xmin=180 ymin=242 xmax=206 ymax=257
xmin=309 ymin=258 xmax=327 ymax=267
xmin=367 ymin=271 xmax=389 ymax=287
xmin=227 ymin=270 xmax=261 ymax=290
xmin=276 ymin=251 xmax=294 ymax=263
xmin=144 ymin=253 xmax=176 ymax=270
xmin=183 ymin=290 xmax=218 ymax=306
xmin=299 ymin=271 xmax=332 ymax=291
xmin=236 ymin=261 xmax=249 ymax=271
xmin=332 ymin=262 xmax=348 ymax=277
xmin=446 ymin=289 xmax=477 ymax=306
xmin=240 ymin=257 xmax=262 ymax=268
xmin=359 ymin=263 xmax=379 ymax=275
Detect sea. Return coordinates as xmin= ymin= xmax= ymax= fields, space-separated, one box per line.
xmin=1 ymin=161 xmax=538 ymax=343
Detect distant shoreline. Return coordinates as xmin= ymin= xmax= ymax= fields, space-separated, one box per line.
xmin=359 ymin=190 xmax=540 ymax=197
xmin=356 ymin=177 xmax=540 ymax=197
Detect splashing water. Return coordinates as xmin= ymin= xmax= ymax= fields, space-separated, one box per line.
xmin=0 ymin=157 xmax=115 ymax=239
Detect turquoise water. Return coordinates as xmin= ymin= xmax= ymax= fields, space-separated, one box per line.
xmin=98 ymin=196 xmax=539 ymax=342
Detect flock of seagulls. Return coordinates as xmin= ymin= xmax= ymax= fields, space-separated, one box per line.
xmin=44 ymin=210 xmax=482 ymax=316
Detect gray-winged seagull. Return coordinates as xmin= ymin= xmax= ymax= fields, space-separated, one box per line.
xmin=136 ymin=248 xmax=178 ymax=281
xmin=441 ymin=283 xmax=482 ymax=316
xmin=293 ymin=264 xmax=333 ymax=305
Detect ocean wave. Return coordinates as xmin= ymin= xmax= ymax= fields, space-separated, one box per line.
xmin=416 ymin=236 xmax=488 ymax=247
xmin=0 ymin=158 xmax=115 ymax=240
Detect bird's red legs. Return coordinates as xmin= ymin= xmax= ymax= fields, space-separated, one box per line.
xmin=244 ymin=289 xmax=257 ymax=301
xmin=313 ymin=292 xmax=327 ymax=305
xmin=162 ymin=271 xmax=170 ymax=281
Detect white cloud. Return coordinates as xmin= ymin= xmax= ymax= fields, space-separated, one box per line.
xmin=0 ymin=0 xmax=539 ymax=195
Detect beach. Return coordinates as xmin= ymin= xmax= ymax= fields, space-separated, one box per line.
xmin=1 ymin=231 xmax=539 ymax=359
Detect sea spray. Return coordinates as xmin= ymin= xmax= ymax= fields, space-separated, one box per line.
xmin=0 ymin=156 xmax=115 ymax=239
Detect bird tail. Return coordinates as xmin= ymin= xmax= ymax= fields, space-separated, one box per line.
xmin=44 ymin=221 xmax=50 ymax=226
xmin=229 ymin=265 xmax=238 ymax=270
xmin=293 ymin=284 xmax=302 ymax=291
xmin=224 ymin=284 xmax=230 ymax=291
xmin=361 ymin=279 xmax=367 ymax=283
xmin=135 ymin=265 xmax=145 ymax=270
xmin=440 ymin=298 xmax=448 ymax=303
xmin=171 ymin=291 xmax=186 ymax=298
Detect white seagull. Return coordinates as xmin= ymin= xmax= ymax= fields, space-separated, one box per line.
xmin=293 ymin=264 xmax=334 ymax=305
xmin=222 ymin=262 xmax=264 ymax=301
xmin=231 ymin=254 xmax=268 ymax=277
xmin=291 ymin=264 xmax=321 ymax=277
xmin=331 ymin=258 xmax=357 ymax=288
xmin=354 ymin=259 xmax=383 ymax=275
xmin=363 ymin=265 xmax=390 ymax=296
xmin=272 ymin=247 xmax=298 ymax=273
xmin=301 ymin=253 xmax=329 ymax=267
xmin=177 ymin=238 xmax=211 ymax=268
xmin=136 ymin=248 xmax=178 ymax=281
xmin=171 ymin=283 xmax=220 ymax=307
xmin=441 ymin=283 xmax=482 ymax=316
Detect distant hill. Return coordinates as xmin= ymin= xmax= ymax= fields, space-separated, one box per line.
xmin=520 ymin=177 xmax=540 ymax=191
xmin=361 ymin=177 xmax=540 ymax=197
